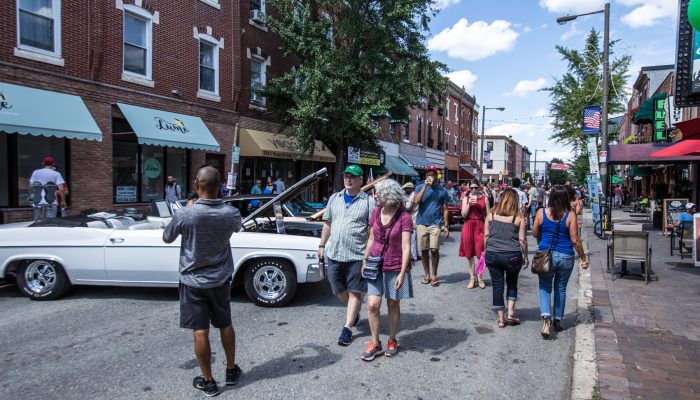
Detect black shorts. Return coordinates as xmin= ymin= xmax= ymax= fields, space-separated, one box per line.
xmin=179 ymin=282 xmax=232 ymax=330
xmin=325 ymin=258 xmax=366 ymax=295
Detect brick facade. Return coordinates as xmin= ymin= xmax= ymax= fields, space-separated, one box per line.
xmin=0 ymin=0 xmax=241 ymax=221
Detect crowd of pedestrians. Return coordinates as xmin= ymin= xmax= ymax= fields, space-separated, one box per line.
xmin=161 ymin=163 xmax=589 ymax=396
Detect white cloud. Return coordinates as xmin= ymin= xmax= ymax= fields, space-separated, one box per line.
xmin=428 ymin=19 xmax=519 ymax=61
xmin=560 ymin=22 xmax=582 ymax=40
xmin=539 ymin=0 xmax=606 ymax=14
xmin=619 ymin=0 xmax=677 ymax=28
xmin=541 ymin=23 xmax=549 ymax=28
xmin=433 ymin=0 xmax=461 ymax=10
xmin=485 ymin=121 xmax=572 ymax=164
xmin=523 ymin=26 xmax=532 ymax=33
xmin=445 ymin=69 xmax=478 ymax=92
xmin=534 ymin=108 xmax=550 ymax=117
xmin=504 ymin=78 xmax=548 ymax=97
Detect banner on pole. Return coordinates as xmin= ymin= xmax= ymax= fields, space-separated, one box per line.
xmin=583 ymin=105 xmax=602 ymax=135
xmin=587 ymin=137 xmax=599 ymax=176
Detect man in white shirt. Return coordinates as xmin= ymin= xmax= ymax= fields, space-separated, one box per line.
xmin=511 ymin=178 xmax=528 ymax=216
xmin=29 ymin=156 xmax=68 ymax=220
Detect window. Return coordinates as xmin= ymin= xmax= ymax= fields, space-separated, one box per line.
xmin=113 ymin=134 xmax=190 ymax=204
xmin=199 ymin=37 xmax=219 ymax=94
xmin=446 ymin=98 xmax=450 ymax=120
xmin=487 ymin=141 xmax=493 ymax=151
xmin=417 ymin=115 xmax=422 ymax=144
xmin=445 ymin=129 xmax=450 ymax=152
xmin=427 ymin=121 xmax=433 ymax=147
xmin=251 ymin=0 xmax=265 ymax=14
xmin=123 ymin=7 xmax=152 ymax=78
xmin=250 ymin=58 xmax=266 ymax=104
xmin=389 ymin=122 xmax=397 ymax=135
xmin=17 ymin=0 xmax=61 ymax=55
xmin=402 ymin=122 xmax=409 ymax=142
xmin=455 ymin=104 xmax=459 ymax=122
xmin=461 ymin=137 xmax=465 ymax=153
xmin=0 ymin=134 xmax=67 ymax=208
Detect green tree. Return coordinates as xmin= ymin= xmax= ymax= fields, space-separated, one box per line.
xmin=543 ymin=29 xmax=631 ymax=152
xmin=569 ymin=153 xmax=590 ymax=185
xmin=265 ymin=0 xmax=447 ymax=189
xmin=548 ymin=158 xmax=569 ymax=185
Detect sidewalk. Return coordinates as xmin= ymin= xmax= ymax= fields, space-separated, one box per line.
xmin=585 ymin=209 xmax=700 ymax=399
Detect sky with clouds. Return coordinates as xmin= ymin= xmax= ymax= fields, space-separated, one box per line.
xmin=426 ymin=0 xmax=678 ymax=174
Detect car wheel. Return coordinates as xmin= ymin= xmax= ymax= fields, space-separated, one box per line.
xmin=16 ymin=260 xmax=71 ymax=300
xmin=243 ymin=259 xmax=297 ymax=307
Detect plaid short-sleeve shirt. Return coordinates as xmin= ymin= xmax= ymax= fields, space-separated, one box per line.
xmin=323 ymin=190 xmax=376 ymax=262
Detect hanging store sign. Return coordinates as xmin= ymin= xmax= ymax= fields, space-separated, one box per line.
xmin=347 ymin=146 xmax=385 ymax=166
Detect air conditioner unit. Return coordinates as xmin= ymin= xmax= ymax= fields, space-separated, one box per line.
xmin=250 ymin=9 xmax=266 ymax=23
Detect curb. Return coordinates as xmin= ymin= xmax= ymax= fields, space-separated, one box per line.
xmin=570 ymin=213 xmax=598 ymax=400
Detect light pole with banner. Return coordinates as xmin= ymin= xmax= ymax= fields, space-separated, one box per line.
xmin=479 ymin=106 xmax=505 ymax=181
xmin=558 ymin=3 xmax=611 ymax=231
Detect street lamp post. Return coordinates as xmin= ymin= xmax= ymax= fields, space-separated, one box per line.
xmin=479 ymin=106 xmax=505 ymax=182
xmin=533 ymin=149 xmax=547 ymax=182
xmin=557 ymin=2 xmax=610 ymax=217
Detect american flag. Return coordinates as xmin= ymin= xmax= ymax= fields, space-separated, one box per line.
xmin=583 ymin=106 xmax=601 ymax=132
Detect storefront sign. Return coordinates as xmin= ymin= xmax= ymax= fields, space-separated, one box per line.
xmin=0 ymin=92 xmax=12 ymax=111
xmin=144 ymin=158 xmax=162 ymax=179
xmin=154 ymin=117 xmax=189 ymax=134
xmin=550 ymin=163 xmax=570 ymax=171
xmin=347 ymin=146 xmax=385 ymax=166
xmin=116 ymin=186 xmax=137 ymax=203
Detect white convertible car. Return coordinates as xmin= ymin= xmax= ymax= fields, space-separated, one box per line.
xmin=0 ymin=169 xmax=327 ymax=307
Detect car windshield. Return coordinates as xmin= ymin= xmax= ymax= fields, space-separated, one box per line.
xmin=285 ymin=197 xmax=317 ymax=217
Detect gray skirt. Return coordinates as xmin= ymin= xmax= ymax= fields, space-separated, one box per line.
xmin=367 ymin=270 xmax=414 ymax=300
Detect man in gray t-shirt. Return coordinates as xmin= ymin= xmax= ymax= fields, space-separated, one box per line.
xmin=163 ymin=166 xmax=242 ymax=396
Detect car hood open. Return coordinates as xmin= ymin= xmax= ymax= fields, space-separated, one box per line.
xmin=234 ymin=167 xmax=328 ymax=225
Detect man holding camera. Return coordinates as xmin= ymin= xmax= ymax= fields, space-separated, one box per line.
xmin=413 ymin=166 xmax=449 ymax=287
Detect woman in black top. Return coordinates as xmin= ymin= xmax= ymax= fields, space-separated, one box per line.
xmin=483 ymin=189 xmax=529 ymax=328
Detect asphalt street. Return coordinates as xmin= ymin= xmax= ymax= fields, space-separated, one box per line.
xmin=0 ymin=228 xmax=578 ymax=400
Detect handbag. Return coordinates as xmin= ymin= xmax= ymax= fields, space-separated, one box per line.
xmin=531 ymin=210 xmax=562 ymax=275
xmin=363 ymin=209 xmax=400 ymax=280
xmin=476 ymin=252 xmax=486 ymax=276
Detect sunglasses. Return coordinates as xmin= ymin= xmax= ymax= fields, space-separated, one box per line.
xmin=470 ymin=186 xmax=479 ymax=189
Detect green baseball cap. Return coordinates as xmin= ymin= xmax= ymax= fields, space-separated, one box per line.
xmin=343 ymin=165 xmax=363 ymax=176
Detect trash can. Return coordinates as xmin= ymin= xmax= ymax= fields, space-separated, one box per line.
xmin=653 ymin=210 xmax=663 ymax=229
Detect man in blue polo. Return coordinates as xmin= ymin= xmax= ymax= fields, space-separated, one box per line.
xmin=413 ymin=166 xmax=449 ymax=287
xmin=318 ymin=165 xmax=376 ymax=346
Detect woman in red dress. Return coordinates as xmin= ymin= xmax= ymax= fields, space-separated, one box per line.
xmin=459 ymin=179 xmax=490 ymax=288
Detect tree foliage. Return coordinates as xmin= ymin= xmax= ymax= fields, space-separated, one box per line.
xmin=548 ymin=158 xmax=569 ymax=185
xmin=569 ymin=153 xmax=590 ymax=185
xmin=265 ymin=0 xmax=447 ymax=189
xmin=543 ymin=29 xmax=631 ymax=153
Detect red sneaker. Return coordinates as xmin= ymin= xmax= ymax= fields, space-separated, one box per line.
xmin=385 ymin=338 xmax=399 ymax=357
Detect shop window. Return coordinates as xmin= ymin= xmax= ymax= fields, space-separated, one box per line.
xmin=250 ymin=57 xmax=266 ymax=104
xmin=17 ymin=0 xmax=61 ymax=55
xmin=123 ymin=6 xmax=152 ymax=79
xmin=199 ymin=36 xmax=219 ymax=95
xmin=16 ymin=135 xmax=67 ymax=207
xmin=113 ymin=133 xmax=189 ymax=204
xmin=0 ymin=135 xmax=8 ymax=207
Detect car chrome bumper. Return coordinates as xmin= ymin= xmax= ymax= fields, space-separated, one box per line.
xmin=306 ymin=262 xmax=325 ymax=282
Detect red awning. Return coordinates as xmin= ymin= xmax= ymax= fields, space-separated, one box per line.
xmin=608 ymin=143 xmax=700 ymax=164
xmin=459 ymin=166 xmax=475 ymax=180
xmin=675 ymin=117 xmax=700 ymax=140
xmin=650 ymin=137 xmax=700 ymax=157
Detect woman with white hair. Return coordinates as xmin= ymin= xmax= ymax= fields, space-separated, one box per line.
xmin=361 ymin=178 xmax=413 ymax=361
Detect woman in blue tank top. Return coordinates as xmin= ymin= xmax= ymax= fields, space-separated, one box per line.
xmin=532 ymin=185 xmax=589 ymax=338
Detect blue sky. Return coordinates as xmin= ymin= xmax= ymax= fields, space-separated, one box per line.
xmin=425 ymin=0 xmax=678 ymax=172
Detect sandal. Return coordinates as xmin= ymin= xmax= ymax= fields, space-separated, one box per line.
xmin=421 ymin=276 xmax=431 ymax=285
xmin=506 ymin=316 xmax=521 ymax=326
xmin=467 ymin=278 xmax=475 ymax=289
xmin=430 ymin=279 xmax=440 ymax=287
xmin=498 ymin=319 xmax=506 ymax=328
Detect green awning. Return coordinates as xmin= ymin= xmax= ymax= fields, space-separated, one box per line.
xmin=116 ymin=103 xmax=220 ymax=151
xmin=611 ymin=176 xmax=623 ymax=183
xmin=0 ymin=82 xmax=102 ymax=141
xmin=629 ymin=165 xmax=654 ymax=177
xmin=633 ymin=93 xmax=666 ymax=125
xmin=384 ymin=155 xmax=419 ymax=176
